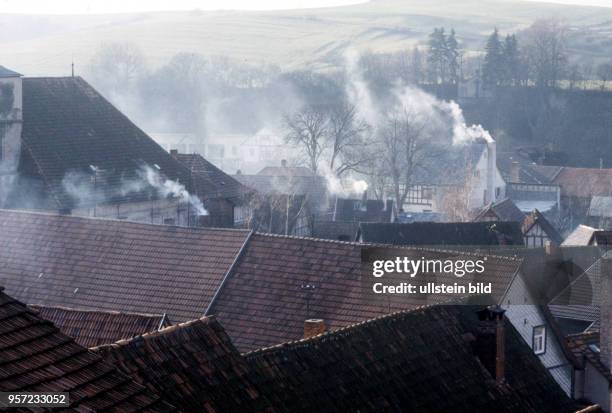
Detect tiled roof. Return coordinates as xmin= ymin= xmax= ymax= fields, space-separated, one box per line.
xmin=543 ymin=167 xmax=612 ymax=198
xmin=357 ymin=222 xmax=525 ymax=246
xmin=566 ymin=331 xmax=612 ymax=381
xmin=173 ymin=152 xmax=247 ymax=200
xmin=93 ymin=317 xmax=273 ymax=413
xmin=588 ymin=196 xmax=612 ymax=219
xmin=311 ymin=219 xmax=359 ymax=241
xmin=522 ymin=209 xmax=563 ymax=245
xmin=19 ymin=77 xmax=194 ymax=209
xmin=207 ymin=233 xmax=522 ymax=352
xmin=562 ymin=225 xmax=601 ymax=246
xmin=29 ymin=305 xmax=169 ymax=348
xmin=0 ymin=287 xmax=174 ymax=411
xmin=474 ymin=198 xmax=526 ymax=223
xmin=0 ymin=209 xmax=250 ymax=322
xmin=245 ymin=304 xmax=579 ymax=413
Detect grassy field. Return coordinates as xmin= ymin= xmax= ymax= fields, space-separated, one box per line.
xmin=2 ymin=0 xmax=612 ymax=76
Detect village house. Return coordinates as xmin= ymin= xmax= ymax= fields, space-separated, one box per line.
xmin=401 ymin=137 xmax=505 ymax=216
xmin=0 ymin=66 xmax=239 ymax=227
xmin=0 ymin=287 xmax=175 ymax=411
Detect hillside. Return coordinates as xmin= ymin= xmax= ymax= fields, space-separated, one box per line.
xmin=2 ymin=0 xmax=612 ymax=76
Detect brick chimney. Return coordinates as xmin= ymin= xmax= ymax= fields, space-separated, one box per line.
xmin=304 ymin=319 xmax=325 ymax=339
xmin=475 ymin=305 xmax=506 ymax=383
xmin=600 ymin=253 xmax=612 ymax=369
xmin=511 ymin=161 xmax=520 ymax=183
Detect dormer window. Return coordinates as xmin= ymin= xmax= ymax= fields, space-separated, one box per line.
xmin=532 ymin=325 xmax=546 ymax=355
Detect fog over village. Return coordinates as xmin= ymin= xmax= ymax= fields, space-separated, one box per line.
xmin=0 ymin=1 xmax=612 ymax=412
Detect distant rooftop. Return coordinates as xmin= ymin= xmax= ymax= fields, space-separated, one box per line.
xmin=0 ymin=65 xmax=22 ymax=78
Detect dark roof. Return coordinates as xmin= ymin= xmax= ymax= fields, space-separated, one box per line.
xmin=496 ymin=151 xmax=555 ymax=184
xmin=0 ymin=209 xmax=250 ymax=322
xmin=19 ymin=77 xmax=194 ymax=210
xmin=522 ymin=209 xmax=564 ymax=245
xmin=311 ymin=219 xmax=359 ymax=241
xmin=207 ymin=233 xmax=522 ymax=352
xmin=332 ymin=198 xmax=393 ymax=223
xmin=173 ymin=152 xmax=247 ymax=200
xmin=412 ymin=141 xmax=486 ymax=185
xmin=0 ymin=65 xmax=22 ymax=77
xmin=257 ymin=165 xmax=313 ymax=177
xmin=0 ymin=287 xmax=174 ymax=411
xmin=245 ymin=304 xmax=578 ymax=413
xmin=29 ymin=305 xmax=169 ymax=348
xmin=93 ymin=317 xmax=273 ymax=413
xmin=357 ymin=222 xmax=525 ymax=246
xmin=474 ymin=198 xmax=526 ymax=223
xmin=594 ymin=231 xmax=612 ymax=248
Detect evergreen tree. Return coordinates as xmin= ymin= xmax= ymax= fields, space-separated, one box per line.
xmin=446 ymin=29 xmax=460 ymax=84
xmin=482 ymin=28 xmax=503 ymax=90
xmin=427 ymin=28 xmax=447 ymax=84
xmin=502 ymin=34 xmax=520 ymax=86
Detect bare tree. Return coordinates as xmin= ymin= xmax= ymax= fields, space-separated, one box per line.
xmin=284 ymin=105 xmax=328 ymax=175
xmin=377 ymin=108 xmax=431 ymax=218
xmin=522 ymin=19 xmax=568 ymax=88
xmin=327 ymin=102 xmax=371 ymax=177
xmin=597 ymin=63 xmax=612 ymax=91
xmin=89 ymin=43 xmax=146 ymax=94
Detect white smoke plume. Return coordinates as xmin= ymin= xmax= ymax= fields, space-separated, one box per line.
xmin=343 ymin=50 xmax=494 ymax=146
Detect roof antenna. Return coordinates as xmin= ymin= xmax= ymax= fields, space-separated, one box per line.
xmin=71 ymin=55 xmax=75 ymax=77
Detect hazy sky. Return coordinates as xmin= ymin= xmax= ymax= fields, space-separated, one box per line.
xmin=1 ymin=0 xmax=612 ymax=14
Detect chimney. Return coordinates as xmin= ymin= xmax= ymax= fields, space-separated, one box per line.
xmin=486 ymin=138 xmax=497 ymax=203
xmin=170 ymin=149 xmax=178 ymax=156
xmin=544 ymin=239 xmax=558 ymax=256
xmin=475 ymin=305 xmax=506 ymax=383
xmin=600 ymin=253 xmax=612 ymax=369
xmin=281 ymin=159 xmax=287 ymax=168
xmin=304 ymin=319 xmax=325 ymax=339
xmin=511 ymin=161 xmax=520 ymax=183
xmin=0 ymin=66 xmax=23 ymax=207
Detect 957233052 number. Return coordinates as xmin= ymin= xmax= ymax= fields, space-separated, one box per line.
xmin=0 ymin=392 xmax=70 ymax=408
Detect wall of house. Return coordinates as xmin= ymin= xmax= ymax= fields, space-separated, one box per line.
xmin=524 ymin=224 xmax=551 ymax=248
xmin=0 ymin=74 xmax=22 ymax=207
xmin=583 ymin=363 xmax=610 ymax=412
xmin=502 ymin=275 xmax=574 ymax=395
xmin=72 ymin=197 xmax=197 ymax=226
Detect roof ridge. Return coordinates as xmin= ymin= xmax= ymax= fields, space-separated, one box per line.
xmin=92 ymin=316 xmax=216 ymax=350
xmin=243 ymin=297 xmax=475 ymax=358
xmin=0 ymin=208 xmax=251 ymax=233
xmin=28 ymin=304 xmax=166 ymax=319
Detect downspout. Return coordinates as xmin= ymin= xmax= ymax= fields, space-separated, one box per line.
xmin=203 ymin=229 xmax=254 ymax=316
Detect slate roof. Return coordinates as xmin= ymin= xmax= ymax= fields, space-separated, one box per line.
xmin=0 ymin=209 xmax=250 ymax=322
xmin=562 ymin=225 xmax=601 ymax=246
xmin=93 ymin=317 xmax=273 ymax=413
xmin=357 ymin=222 xmax=525 ymax=246
xmin=18 ymin=77 xmax=194 ymax=210
xmin=173 ymin=152 xmax=247 ymax=200
xmin=474 ymin=198 xmax=526 ymax=223
xmin=311 ymin=219 xmax=359 ymax=241
xmin=522 ymin=209 xmax=564 ymax=245
xmin=496 ymin=151 xmax=554 ymax=184
xmin=594 ymin=231 xmax=612 ymax=248
xmin=332 ymin=198 xmax=393 ymax=223
xmin=245 ymin=304 xmax=579 ymax=413
xmin=412 ymin=141 xmax=486 ymax=185
xmin=0 ymin=287 xmax=174 ymax=411
xmin=29 ymin=305 xmax=169 ymax=348
xmin=207 ymin=233 xmax=522 ymax=352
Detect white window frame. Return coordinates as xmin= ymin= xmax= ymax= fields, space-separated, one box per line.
xmin=532 ymin=325 xmax=546 ymax=355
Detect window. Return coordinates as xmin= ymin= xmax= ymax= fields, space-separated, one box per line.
xmin=532 ymin=325 xmax=546 ymax=355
